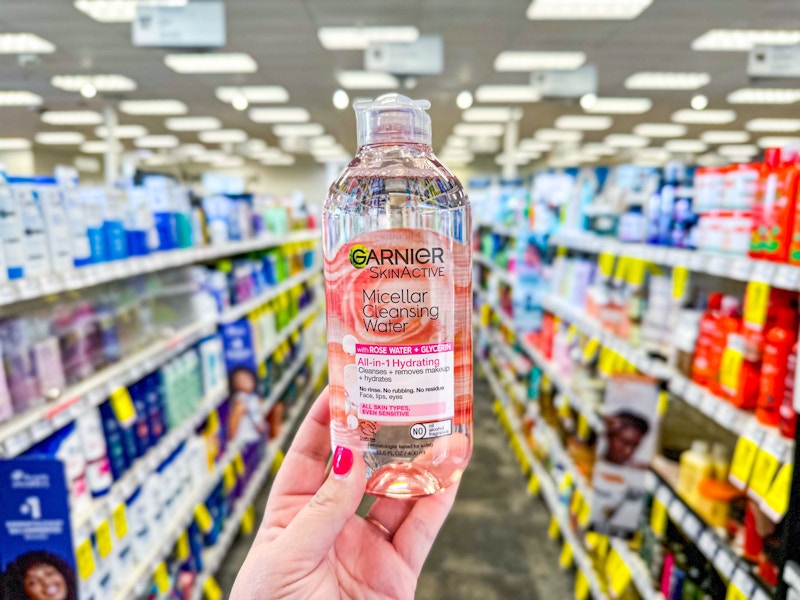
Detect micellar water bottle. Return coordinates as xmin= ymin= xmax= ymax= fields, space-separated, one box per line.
xmin=323 ymin=94 xmax=472 ymax=498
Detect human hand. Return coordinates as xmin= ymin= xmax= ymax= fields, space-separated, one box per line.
xmin=230 ymin=386 xmax=460 ymax=600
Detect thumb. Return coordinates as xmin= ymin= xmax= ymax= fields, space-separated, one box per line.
xmin=282 ymin=445 xmax=366 ymax=563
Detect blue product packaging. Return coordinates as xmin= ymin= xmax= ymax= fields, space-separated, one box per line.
xmin=98 ymin=401 xmax=129 ymax=480
xmin=145 ymin=372 xmax=166 ymax=443
xmin=0 ymin=169 xmax=26 ymax=279
xmin=55 ymin=165 xmax=93 ymax=268
xmin=81 ymin=187 xmax=108 ymax=263
xmin=0 ymin=457 xmax=78 ymax=600
xmin=220 ymin=319 xmax=258 ymax=379
xmin=146 ymin=176 xmax=178 ymax=250
xmin=10 ymin=176 xmax=51 ymax=277
xmin=129 ymin=381 xmax=153 ymax=456
xmin=123 ymin=187 xmax=152 ymax=257
xmin=102 ymin=189 xmax=129 ymax=261
xmin=99 ymin=399 xmax=139 ymax=467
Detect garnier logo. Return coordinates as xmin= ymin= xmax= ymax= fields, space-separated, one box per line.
xmin=349 ymin=244 xmax=445 ymax=268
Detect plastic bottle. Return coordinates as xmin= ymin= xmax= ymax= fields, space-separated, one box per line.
xmin=35 ymin=176 xmax=74 ymax=274
xmin=719 ymin=333 xmax=761 ymax=409
xmin=322 ymin=94 xmax=472 ymax=497
xmin=0 ymin=168 xmax=24 ymax=278
xmin=677 ymin=441 xmax=712 ymax=506
xmin=756 ymin=308 xmax=797 ymax=425
xmin=780 ymin=343 xmax=797 ymax=438
xmin=707 ymin=295 xmax=741 ymax=395
xmin=11 ymin=177 xmax=51 ymax=276
xmin=750 ymin=148 xmax=782 ymax=260
xmin=691 ymin=293 xmax=723 ymax=386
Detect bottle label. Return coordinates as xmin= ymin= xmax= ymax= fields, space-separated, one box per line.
xmin=325 ymin=228 xmax=471 ymax=455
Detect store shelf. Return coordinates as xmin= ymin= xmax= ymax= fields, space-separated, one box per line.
xmin=481 ymin=361 xmax=608 ymax=600
xmin=73 ymin=382 xmax=230 ymax=539
xmin=113 ymin=348 xmax=322 ymax=600
xmin=191 ymin=353 xmax=326 ymax=599
xmin=260 ymin=342 xmax=316 ymax=416
xmin=0 ymin=318 xmax=219 ymax=458
xmin=0 ymin=229 xmax=321 ymax=310
xmin=549 ymin=230 xmax=800 ymax=291
xmin=257 ymin=297 xmax=323 ymax=364
xmin=539 ymin=292 xmax=794 ymax=459
xmin=474 ymin=253 xmax=517 ymax=286
xmin=609 ymin=538 xmax=665 ymax=600
xmin=218 ymin=262 xmax=321 ymax=324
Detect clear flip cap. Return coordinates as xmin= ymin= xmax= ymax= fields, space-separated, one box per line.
xmin=355 ymin=93 xmax=431 ymax=147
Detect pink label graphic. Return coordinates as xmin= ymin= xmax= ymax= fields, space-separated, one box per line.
xmin=355 ymin=342 xmax=454 ymax=423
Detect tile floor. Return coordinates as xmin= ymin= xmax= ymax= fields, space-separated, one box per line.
xmin=218 ymin=374 xmax=571 ymax=599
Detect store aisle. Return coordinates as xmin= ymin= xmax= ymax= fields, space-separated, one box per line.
xmin=219 ymin=374 xmax=571 ymax=599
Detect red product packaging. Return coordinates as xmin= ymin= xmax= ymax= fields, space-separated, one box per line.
xmin=756 ymin=308 xmax=798 ymax=426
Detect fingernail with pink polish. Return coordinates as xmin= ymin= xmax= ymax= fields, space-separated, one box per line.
xmin=332 ymin=446 xmax=353 ymax=479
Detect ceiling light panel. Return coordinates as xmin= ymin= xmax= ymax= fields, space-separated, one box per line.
xmin=35 ymin=132 xmax=86 ymax=145
xmin=494 ymin=51 xmax=586 ymax=72
xmin=317 ymin=26 xmax=418 ymax=50
xmin=718 ymin=144 xmax=759 ymax=157
xmin=664 ymin=139 xmax=708 ymax=153
xmin=671 ymin=109 xmax=736 ymax=124
xmin=336 ymin=71 xmax=399 ymax=89
xmin=120 ymin=100 xmax=188 ymax=116
xmin=51 ymin=74 xmax=136 ymax=92
xmin=605 ymin=133 xmax=649 ymax=148
xmin=199 ymin=129 xmax=248 ymax=144
xmin=41 ymin=110 xmax=103 ymax=125
xmin=462 ymin=107 xmax=516 ymax=122
xmin=453 ymin=123 xmax=504 ymax=137
xmin=700 ymin=130 xmax=750 ymax=144
xmin=519 ymin=139 xmax=553 ymax=152
xmin=633 ymin=123 xmax=687 ymax=138
xmin=0 ymin=33 xmax=55 ymax=53
xmin=474 ymin=85 xmax=540 ymax=103
xmin=248 ymin=107 xmax=310 ymax=123
xmin=692 ymin=29 xmax=800 ymax=51
xmin=758 ymin=136 xmax=800 ymax=148
xmin=95 ymin=124 xmax=148 ymax=139
xmin=0 ymin=91 xmax=42 ymax=107
xmin=582 ymin=143 xmax=616 ymax=156
xmin=636 ymin=148 xmax=671 ymax=161
xmin=176 ymin=143 xmax=206 ymax=157
xmin=164 ymin=53 xmax=257 ymax=74
xmin=728 ymin=88 xmax=800 ymax=104
xmin=0 ymin=138 xmax=31 ymax=150
xmin=746 ymin=118 xmax=800 ymax=132
xmin=165 ymin=116 xmax=221 ymax=132
xmin=555 ymin=115 xmax=612 ymax=130
xmin=273 ymin=123 xmax=325 ymax=137
xmin=74 ymin=0 xmax=188 ymax=23
xmin=134 ymin=134 xmax=179 ymax=148
xmin=210 ymin=156 xmax=245 ymax=168
xmin=215 ymin=86 xmax=289 ymax=104
xmin=261 ymin=155 xmax=296 ymax=166
xmin=583 ymin=97 xmax=652 ymax=114
xmin=526 ymin=0 xmax=652 ymax=20
xmin=624 ymin=72 xmax=710 ymax=90
xmin=536 ymin=128 xmax=583 ymax=143
xmin=80 ymin=140 xmax=123 ymax=154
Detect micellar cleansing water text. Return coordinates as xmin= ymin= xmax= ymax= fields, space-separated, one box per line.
xmin=323 ymin=94 xmax=472 ymax=498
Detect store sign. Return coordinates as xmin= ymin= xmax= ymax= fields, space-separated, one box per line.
xmin=133 ymin=2 xmax=226 ymax=48
xmin=365 ymin=36 xmax=444 ymax=76
xmin=748 ymin=45 xmax=800 ymax=78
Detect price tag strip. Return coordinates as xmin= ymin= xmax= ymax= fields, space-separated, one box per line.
xmin=729 ymin=422 xmax=767 ymax=490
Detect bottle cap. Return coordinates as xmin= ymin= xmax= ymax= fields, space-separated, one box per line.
xmin=354 ymin=93 xmax=432 ymax=147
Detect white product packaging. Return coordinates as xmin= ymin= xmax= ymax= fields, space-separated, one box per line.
xmin=35 ymin=177 xmax=75 ymax=274
xmin=55 ymin=165 xmax=92 ymax=267
xmin=75 ymin=408 xmax=114 ymax=496
xmin=11 ymin=178 xmax=51 ymax=276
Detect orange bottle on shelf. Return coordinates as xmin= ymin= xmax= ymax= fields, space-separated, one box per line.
xmin=757 ymin=147 xmax=800 ymax=262
xmin=706 ymin=296 xmax=741 ymax=395
xmin=691 ymin=293 xmax=723 ymax=386
xmin=719 ymin=333 xmax=761 ymax=409
xmin=756 ymin=308 xmax=798 ymax=426
xmin=750 ymin=148 xmax=783 ymax=260
xmin=780 ymin=342 xmax=798 ymax=439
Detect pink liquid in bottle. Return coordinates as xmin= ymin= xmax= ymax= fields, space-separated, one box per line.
xmin=322 ymin=94 xmax=473 ymax=498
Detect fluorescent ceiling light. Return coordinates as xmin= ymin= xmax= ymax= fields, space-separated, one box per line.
xmin=624 ymin=72 xmax=710 ymax=90
xmin=176 ymin=143 xmax=206 ymax=157
xmin=309 ymin=135 xmax=337 ymax=149
xmin=696 ymin=153 xmax=725 ymax=167
xmin=210 ymin=156 xmax=245 ymax=169
xmin=555 ymin=115 xmax=612 ymax=130
xmin=248 ymin=107 xmax=311 ymax=123
xmin=51 ymin=74 xmax=136 ymax=92
xmin=745 ymin=118 xmax=800 ymax=132
xmin=80 ymin=140 xmax=123 ymax=154
xmin=604 ymin=133 xmax=649 ymax=148
xmin=474 ymin=85 xmax=540 ymax=103
xmin=718 ymin=144 xmax=759 ymax=157
xmin=700 ymin=130 xmax=750 ymax=144
xmin=583 ymin=96 xmax=652 ymax=114
xmin=671 ymin=109 xmax=736 ymax=124
xmin=317 ymin=26 xmax=419 ymax=50
xmin=216 ymin=86 xmax=289 ymax=104
xmin=519 ymin=139 xmax=552 ymax=152
xmin=74 ymin=0 xmax=187 ymax=23
xmin=758 ymin=136 xmax=800 ymax=149
xmin=453 ymin=123 xmax=504 ymax=137
xmin=35 ymin=132 xmax=86 ymax=145
xmin=199 ymin=129 xmax=248 ymax=144
xmin=495 ymin=153 xmax=531 ymax=166
xmin=664 ymin=139 xmax=708 ymax=153
xmin=251 ymin=148 xmax=286 ymax=160
xmin=120 ymin=99 xmax=187 ymax=116
xmin=692 ymin=29 xmax=800 ymax=51
xmin=134 ymin=135 xmax=179 ymax=149
xmin=94 ymin=124 xmax=148 ymax=139
xmin=462 ymin=107 xmax=518 ymax=122
xmin=243 ymin=140 xmax=267 ymax=154
xmin=0 ymin=33 xmax=55 ymax=54
xmin=445 ymin=136 xmax=469 ymax=149
xmin=582 ymin=143 xmax=616 ymax=156
xmin=535 ymin=128 xmax=583 ymax=143
xmin=728 ymin=88 xmax=800 ymax=104
xmin=165 ymin=116 xmax=221 ymax=132
xmin=494 ymin=51 xmax=586 ymax=72
xmin=273 ymin=123 xmax=325 ymax=137
xmin=261 ymin=155 xmax=296 ymax=166
xmin=192 ymin=151 xmax=228 ymax=163
xmin=336 ymin=71 xmax=399 ymax=90
xmin=164 ymin=53 xmax=257 ymax=74
xmin=632 ymin=123 xmax=687 ymax=138
xmin=526 ymin=0 xmax=652 ymax=20
xmin=0 ymin=91 xmax=42 ymax=107
xmin=41 ymin=110 xmax=103 ymax=126
xmin=0 ymin=138 xmax=31 ymax=150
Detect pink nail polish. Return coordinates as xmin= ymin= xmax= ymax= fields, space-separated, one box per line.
xmin=332 ymin=446 xmax=353 ymax=479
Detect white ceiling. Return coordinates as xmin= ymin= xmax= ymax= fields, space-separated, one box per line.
xmin=0 ymin=0 xmax=799 ymax=164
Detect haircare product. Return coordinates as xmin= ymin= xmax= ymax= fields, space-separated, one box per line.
xmin=756 ymin=308 xmax=797 ymax=425
xmin=322 ymin=94 xmax=472 ymax=497
xmin=780 ymin=343 xmax=797 ymax=439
